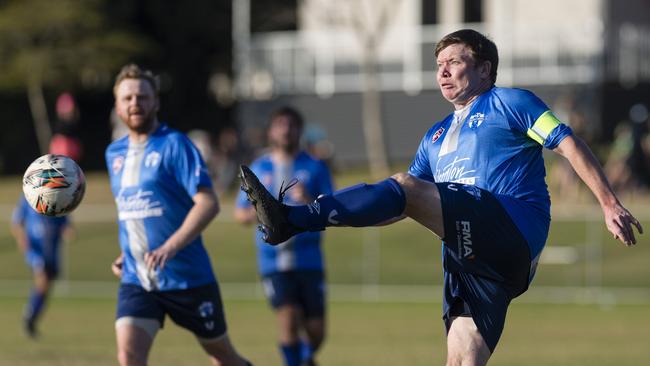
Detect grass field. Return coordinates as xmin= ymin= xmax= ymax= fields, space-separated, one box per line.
xmin=0 ymin=172 xmax=649 ymax=365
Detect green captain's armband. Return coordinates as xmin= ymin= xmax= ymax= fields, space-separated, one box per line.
xmin=526 ymin=110 xmax=562 ymax=145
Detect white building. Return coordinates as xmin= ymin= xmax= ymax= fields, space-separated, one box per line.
xmin=233 ymin=0 xmax=650 ymax=165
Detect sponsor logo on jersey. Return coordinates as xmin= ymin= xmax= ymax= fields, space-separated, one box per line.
xmin=116 ymin=189 xmax=164 ymax=220
xmin=468 ymin=113 xmax=485 ymax=129
xmin=456 ymin=220 xmax=475 ymax=259
xmin=435 ymin=156 xmax=478 ymax=184
xmin=431 ymin=127 xmax=445 ymax=143
xmin=112 ymin=156 xmax=124 ymax=175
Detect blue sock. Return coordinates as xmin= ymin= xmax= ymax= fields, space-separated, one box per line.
xmin=25 ymin=289 xmax=46 ymax=323
xmin=280 ymin=343 xmax=302 ymax=366
xmin=300 ymin=340 xmax=315 ymax=362
xmin=287 ymin=178 xmax=406 ymax=231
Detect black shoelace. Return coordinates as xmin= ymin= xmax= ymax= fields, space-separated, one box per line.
xmin=277 ymin=178 xmax=299 ymax=203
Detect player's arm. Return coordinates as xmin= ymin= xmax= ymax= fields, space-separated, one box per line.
xmin=10 ymin=222 xmax=29 ymax=254
xmin=234 ymin=206 xmax=257 ymax=225
xmin=111 ymin=253 xmax=124 ymax=278
xmin=553 ymin=134 xmax=643 ymax=245
xmin=62 ymin=221 xmax=76 ymax=242
xmin=145 ymin=186 xmax=220 ymax=270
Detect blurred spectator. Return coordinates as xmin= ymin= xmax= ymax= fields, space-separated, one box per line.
xmin=604 ymin=122 xmax=637 ymax=193
xmin=213 ymin=127 xmax=244 ymax=194
xmin=49 ymin=92 xmax=83 ymax=162
xmin=628 ymin=103 xmax=650 ymax=188
xmin=603 ymin=103 xmax=650 ymax=196
xmin=303 ymin=123 xmax=335 ymax=169
xmin=187 ymin=129 xmax=214 ymax=173
xmin=548 ymin=104 xmax=591 ymax=201
xmin=110 ymin=107 xmax=129 ymax=141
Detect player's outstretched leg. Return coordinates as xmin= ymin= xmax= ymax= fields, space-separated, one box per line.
xmin=239 ymin=165 xmax=406 ymax=244
xmin=239 ymin=165 xmax=304 ymax=244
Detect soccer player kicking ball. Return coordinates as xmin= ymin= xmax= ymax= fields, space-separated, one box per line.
xmin=107 ymin=64 xmax=253 ymax=366
xmin=239 ymin=29 xmax=643 ymax=365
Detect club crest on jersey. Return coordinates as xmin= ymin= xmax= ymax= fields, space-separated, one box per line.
xmin=468 ymin=113 xmax=485 ymax=129
xmin=431 ymin=127 xmax=445 ymax=143
xmin=112 ymin=156 xmax=124 ymax=174
xmin=145 ymin=151 xmax=161 ymax=168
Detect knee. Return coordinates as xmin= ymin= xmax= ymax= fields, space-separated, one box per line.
xmin=305 ymin=319 xmax=326 ymax=347
xmin=309 ymin=327 xmax=325 ymax=347
xmin=390 ymin=172 xmax=421 ymax=198
xmin=117 ymin=349 xmax=146 ymax=366
xmin=390 ymin=172 xmax=411 ymax=187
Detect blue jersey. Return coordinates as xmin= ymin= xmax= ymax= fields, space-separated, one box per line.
xmin=409 ymin=87 xmax=573 ymax=259
xmin=12 ymin=196 xmax=68 ymax=263
xmin=105 ymin=124 xmax=216 ymax=291
xmin=237 ymin=152 xmax=334 ymax=275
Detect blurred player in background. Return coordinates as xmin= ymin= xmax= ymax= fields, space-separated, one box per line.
xmin=106 ymin=64 xmax=252 ymax=366
xmin=239 ymin=29 xmax=643 ymax=365
xmin=11 ymin=194 xmax=72 ymax=338
xmin=235 ymin=107 xmax=333 ymax=366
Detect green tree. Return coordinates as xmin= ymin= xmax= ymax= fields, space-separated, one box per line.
xmin=0 ymin=0 xmax=153 ymax=154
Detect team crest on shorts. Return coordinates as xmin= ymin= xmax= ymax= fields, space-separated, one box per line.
xmin=431 ymin=127 xmax=445 ymax=143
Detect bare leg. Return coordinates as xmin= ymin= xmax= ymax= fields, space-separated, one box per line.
xmin=200 ymin=334 xmax=249 ymax=366
xmin=276 ymin=304 xmax=301 ymax=344
xmin=33 ymin=269 xmax=51 ymax=295
xmin=391 ymin=173 xmax=446 ymax=238
xmin=446 ymin=316 xmax=491 ymax=366
xmin=116 ymin=323 xmax=155 ymax=366
xmin=303 ymin=316 xmax=326 ymax=361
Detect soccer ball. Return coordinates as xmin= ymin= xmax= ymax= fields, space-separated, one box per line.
xmin=22 ymin=154 xmax=86 ymax=217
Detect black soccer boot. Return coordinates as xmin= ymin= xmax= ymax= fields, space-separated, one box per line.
xmin=23 ymin=316 xmax=38 ymax=339
xmin=239 ymin=165 xmax=305 ymax=245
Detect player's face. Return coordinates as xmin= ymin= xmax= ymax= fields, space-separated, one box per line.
xmin=268 ymin=115 xmax=301 ymax=153
xmin=114 ymin=79 xmax=159 ymax=134
xmin=436 ymin=43 xmax=490 ymax=108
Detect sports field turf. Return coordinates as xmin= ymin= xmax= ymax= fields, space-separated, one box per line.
xmin=0 ymin=172 xmax=648 ymax=365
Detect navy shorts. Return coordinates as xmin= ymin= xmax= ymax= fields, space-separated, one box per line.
xmin=261 ymin=270 xmax=326 ymax=318
xmin=26 ymin=251 xmax=59 ymax=279
xmin=116 ymin=282 xmax=227 ymax=339
xmin=437 ymin=182 xmax=531 ymax=353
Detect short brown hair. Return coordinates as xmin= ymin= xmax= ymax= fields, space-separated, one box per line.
xmin=269 ymin=106 xmax=304 ymax=130
xmin=435 ymin=29 xmax=499 ymax=83
xmin=113 ymin=64 xmax=160 ymax=96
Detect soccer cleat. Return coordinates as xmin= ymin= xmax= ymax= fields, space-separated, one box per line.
xmin=239 ymin=165 xmax=304 ymax=245
xmin=23 ymin=317 xmax=38 ymax=339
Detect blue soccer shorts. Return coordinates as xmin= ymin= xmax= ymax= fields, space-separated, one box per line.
xmin=116 ymin=282 xmax=227 ymax=340
xmin=436 ymin=182 xmax=532 ymax=353
xmin=26 ymin=250 xmax=60 ymax=279
xmin=261 ymin=270 xmax=326 ymax=318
